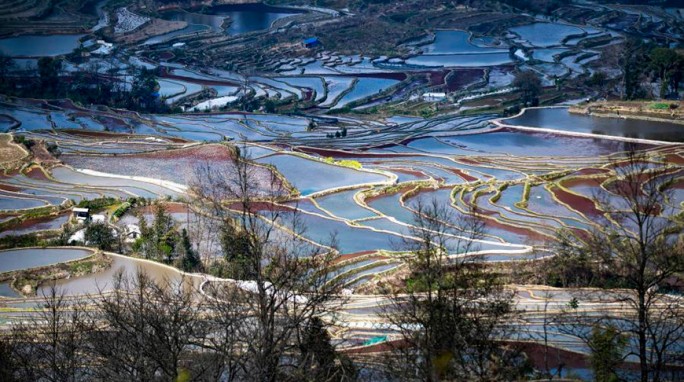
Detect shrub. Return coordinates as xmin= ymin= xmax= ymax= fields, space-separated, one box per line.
xmin=77 ymin=197 xmax=118 ymax=211
xmin=650 ymin=102 xmax=669 ymax=110
xmin=112 ymin=202 xmax=131 ymax=219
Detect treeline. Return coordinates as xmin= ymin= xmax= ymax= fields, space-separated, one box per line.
xmin=0 ymin=272 xmax=355 ymax=382
xmin=133 ymin=203 xmax=202 ymax=273
xmin=616 ymin=42 xmax=683 ymax=100
xmin=0 ymin=55 xmax=177 ymax=114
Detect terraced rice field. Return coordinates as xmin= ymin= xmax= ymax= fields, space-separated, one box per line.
xmin=0 ymin=95 xmax=681 ymax=376
xmin=1 ymin=2 xmax=683 ymax=374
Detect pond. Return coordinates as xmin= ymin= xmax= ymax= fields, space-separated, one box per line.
xmin=526 ymin=186 xmax=588 ymax=221
xmin=0 ymin=196 xmax=49 ymax=210
xmin=509 ymin=23 xmax=585 ymax=47
xmin=366 ymin=193 xmax=416 ymax=225
xmin=421 ymin=30 xmax=508 ymax=55
xmin=39 ymin=254 xmax=191 ymax=295
xmin=277 ymin=210 xmax=406 ymax=254
xmin=161 ymin=10 xmax=227 ymax=32
xmin=440 ymin=131 xmax=621 ymax=157
xmin=157 ymin=79 xmax=187 ymax=98
xmin=504 ymin=107 xmax=684 ymax=143
xmin=256 ymin=154 xmax=391 ymax=196
xmin=333 ymin=78 xmax=400 ymax=109
xmin=275 ymin=76 xmax=327 ymax=102
xmin=206 ymin=4 xmax=304 ymax=35
xmin=0 ymin=213 xmax=70 ymax=238
xmin=405 ymin=52 xmax=512 ymax=68
xmin=360 ymin=217 xmax=412 ymax=236
xmin=0 ymin=247 xmax=93 ymax=274
xmin=0 ymin=109 xmax=51 ymax=131
xmin=315 ymin=189 xmax=377 ymax=220
xmin=190 ymin=96 xmax=239 ymax=111
xmin=0 ymin=282 xmax=20 ymax=298
xmin=50 ymin=166 xmax=179 ymax=199
xmin=320 ymin=77 xmax=355 ymax=107
xmin=0 ymin=34 xmax=85 ymax=57
xmin=531 ymin=48 xmax=569 ymax=62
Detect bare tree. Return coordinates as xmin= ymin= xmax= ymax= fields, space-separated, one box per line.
xmin=10 ymin=286 xmax=91 ymax=382
xmin=554 ymin=148 xmax=684 ymax=382
xmin=87 ymin=270 xmax=209 ymax=381
xmin=191 ymin=143 xmax=353 ymax=381
xmin=532 ymin=289 xmax=566 ymax=380
xmin=382 ymin=198 xmax=527 ymax=381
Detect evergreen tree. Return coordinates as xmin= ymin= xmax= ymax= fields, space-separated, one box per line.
xmin=219 ymin=221 xmax=254 ymax=279
xmin=37 ymin=57 xmax=62 ymax=95
xmin=296 ymin=317 xmax=357 ymax=380
xmin=180 ymin=228 xmax=202 ymax=272
xmin=588 ymin=325 xmax=626 ymax=382
xmin=130 ymin=68 xmax=159 ymax=111
xmin=84 ymin=222 xmax=115 ymax=251
xmin=649 ymin=47 xmax=683 ymax=98
xmin=512 ymin=71 xmax=542 ymax=106
xmin=135 ymin=204 xmax=178 ymax=261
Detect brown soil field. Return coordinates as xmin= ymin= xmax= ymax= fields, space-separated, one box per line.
xmin=0 ymin=134 xmax=28 ymax=168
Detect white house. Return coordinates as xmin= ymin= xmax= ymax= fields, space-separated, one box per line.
xmin=125 ymin=224 xmax=141 ymax=242
xmin=72 ymin=208 xmax=90 ymax=222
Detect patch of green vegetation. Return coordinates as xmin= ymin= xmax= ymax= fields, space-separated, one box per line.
xmin=112 ymin=202 xmax=131 ymax=219
xmin=323 ymin=157 xmax=362 ymax=169
xmin=22 ymin=206 xmax=58 ymax=220
xmin=650 ymin=103 xmax=670 ymax=110
xmin=12 ymin=135 xmax=35 ymax=149
xmin=490 ymin=191 xmax=502 ymax=203
xmin=337 ymin=159 xmax=362 ymax=169
xmin=77 ymin=197 xmax=119 ymax=211
xmin=517 ymin=181 xmax=531 ymax=209
xmin=69 ymin=259 xmax=95 ymax=274
xmin=0 ymin=213 xmax=19 ymax=230
xmin=0 ymin=233 xmax=40 ymax=249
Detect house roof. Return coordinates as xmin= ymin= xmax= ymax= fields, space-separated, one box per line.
xmin=303 ymin=37 xmax=320 ymax=44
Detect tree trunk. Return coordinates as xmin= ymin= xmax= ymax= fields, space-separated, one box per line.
xmin=639 ymin=291 xmax=648 ymax=382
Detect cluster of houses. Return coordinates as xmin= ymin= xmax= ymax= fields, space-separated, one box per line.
xmin=69 ymin=208 xmax=141 ymax=244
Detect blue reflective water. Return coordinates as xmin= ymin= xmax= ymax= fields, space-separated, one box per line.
xmin=505 ymin=107 xmax=684 ymax=142
xmin=0 ymin=248 xmax=93 ymax=273
xmin=0 ymin=34 xmax=84 ymax=57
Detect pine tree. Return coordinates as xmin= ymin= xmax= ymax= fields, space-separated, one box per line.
xmin=180 ymin=228 xmax=201 ymax=272
xmin=588 ymin=325 xmax=626 ymax=382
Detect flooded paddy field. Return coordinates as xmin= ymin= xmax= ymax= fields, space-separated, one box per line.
xmin=1 ymin=99 xmax=666 ymax=269
xmin=0 ymin=34 xmax=85 ymax=57
xmin=502 ymin=107 xmax=684 ymax=142
xmin=0 ymin=247 xmax=93 ymax=273
xmin=0 ymin=0 xmax=683 ymax=376
xmin=4 ymin=98 xmax=680 ymax=274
